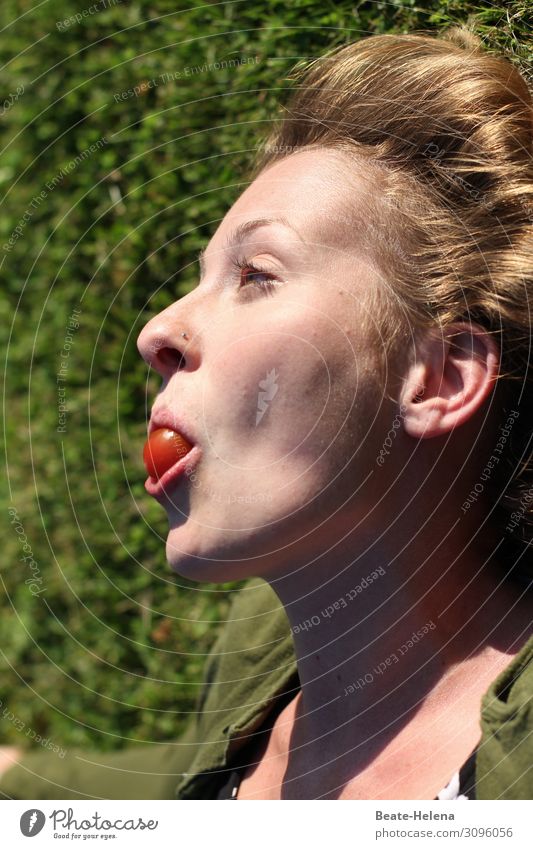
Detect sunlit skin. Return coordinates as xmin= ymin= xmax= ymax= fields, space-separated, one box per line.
xmin=137 ymin=148 xmax=532 ymax=799
xmin=138 ymin=148 xmax=395 ymax=583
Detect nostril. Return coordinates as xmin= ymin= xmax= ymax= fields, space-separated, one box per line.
xmin=158 ymin=346 xmax=186 ymax=370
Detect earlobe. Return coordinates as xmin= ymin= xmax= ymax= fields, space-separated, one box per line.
xmin=400 ymin=323 xmax=500 ymax=440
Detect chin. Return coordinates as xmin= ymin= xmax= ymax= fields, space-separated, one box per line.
xmin=165 ymin=526 xmax=261 ymax=584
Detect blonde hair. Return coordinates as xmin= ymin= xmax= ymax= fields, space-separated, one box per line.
xmin=252 ymin=26 xmax=533 ymax=582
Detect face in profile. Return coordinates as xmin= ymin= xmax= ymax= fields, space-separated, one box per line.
xmin=137 ymin=148 xmax=401 ymax=582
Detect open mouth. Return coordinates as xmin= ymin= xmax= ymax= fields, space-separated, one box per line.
xmin=143 ymin=424 xmax=200 ymax=497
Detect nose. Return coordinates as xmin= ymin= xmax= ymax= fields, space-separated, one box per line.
xmin=137 ymin=298 xmax=197 ymax=379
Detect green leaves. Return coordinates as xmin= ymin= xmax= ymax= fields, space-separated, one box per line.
xmin=1 ymin=0 xmax=530 ymax=753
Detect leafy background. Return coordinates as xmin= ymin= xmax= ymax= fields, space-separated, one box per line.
xmin=1 ymin=0 xmax=531 ymax=751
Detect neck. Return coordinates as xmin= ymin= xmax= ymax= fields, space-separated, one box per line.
xmin=262 ymin=493 xmax=532 ymax=797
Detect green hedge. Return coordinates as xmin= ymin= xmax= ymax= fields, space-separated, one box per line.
xmin=1 ymin=0 xmax=531 ymax=750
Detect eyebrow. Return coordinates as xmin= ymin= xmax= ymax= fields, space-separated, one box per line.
xmin=196 ymin=216 xmax=303 ymax=279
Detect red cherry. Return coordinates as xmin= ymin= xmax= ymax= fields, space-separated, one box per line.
xmin=143 ymin=428 xmax=193 ymax=479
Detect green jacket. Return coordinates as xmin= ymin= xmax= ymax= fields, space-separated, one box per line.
xmin=1 ymin=578 xmax=532 ymax=800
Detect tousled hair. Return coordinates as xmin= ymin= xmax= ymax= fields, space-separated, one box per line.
xmin=252 ymin=26 xmax=533 ymax=583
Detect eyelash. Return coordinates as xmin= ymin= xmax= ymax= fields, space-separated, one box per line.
xmin=232 ymin=255 xmax=278 ymax=295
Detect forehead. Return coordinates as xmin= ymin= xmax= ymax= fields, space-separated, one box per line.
xmin=209 ymin=147 xmax=380 ymax=261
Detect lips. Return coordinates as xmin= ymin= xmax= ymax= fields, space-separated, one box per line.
xmin=143 ymin=428 xmax=193 ymax=479
xmin=143 ymin=410 xmax=200 ymax=497
xmin=147 ymin=408 xmax=196 ymax=442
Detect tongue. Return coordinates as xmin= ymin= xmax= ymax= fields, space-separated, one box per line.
xmin=143 ymin=427 xmax=193 ymax=479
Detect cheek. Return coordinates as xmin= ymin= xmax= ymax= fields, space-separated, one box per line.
xmin=202 ymin=329 xmax=363 ymax=467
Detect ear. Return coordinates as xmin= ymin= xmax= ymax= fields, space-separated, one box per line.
xmin=400 ymin=322 xmax=500 ymax=439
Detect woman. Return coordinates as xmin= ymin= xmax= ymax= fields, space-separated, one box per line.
xmin=135 ymin=26 xmax=533 ymax=799
xmin=2 ymin=24 xmax=532 ymax=801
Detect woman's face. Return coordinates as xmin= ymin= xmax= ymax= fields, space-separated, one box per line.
xmin=137 ymin=148 xmax=396 ymax=581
